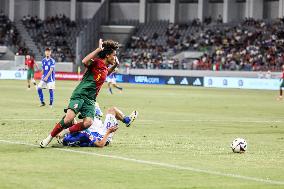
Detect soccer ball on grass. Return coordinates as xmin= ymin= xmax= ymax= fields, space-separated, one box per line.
xmin=231 ymin=138 xmax=247 ymax=153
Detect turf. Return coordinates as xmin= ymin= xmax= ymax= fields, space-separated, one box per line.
xmin=0 ymin=80 xmax=283 ymax=189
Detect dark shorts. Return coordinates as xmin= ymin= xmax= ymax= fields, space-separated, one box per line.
xmin=27 ymin=69 xmax=34 ymax=80
xmin=67 ymin=98 xmax=95 ymax=119
xmin=281 ymin=80 xmax=284 ymax=88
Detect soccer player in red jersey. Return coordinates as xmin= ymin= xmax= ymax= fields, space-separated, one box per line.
xmin=40 ymin=39 xmax=130 ymax=148
xmin=25 ymin=55 xmax=39 ymax=89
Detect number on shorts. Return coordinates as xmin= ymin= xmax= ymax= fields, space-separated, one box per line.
xmin=106 ymin=122 xmax=111 ymax=129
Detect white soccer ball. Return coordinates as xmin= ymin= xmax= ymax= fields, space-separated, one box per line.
xmin=231 ymin=138 xmax=247 ymax=153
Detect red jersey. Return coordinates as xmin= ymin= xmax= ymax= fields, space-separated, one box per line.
xmin=25 ymin=58 xmax=35 ymax=69
xmin=71 ymin=58 xmax=108 ymax=101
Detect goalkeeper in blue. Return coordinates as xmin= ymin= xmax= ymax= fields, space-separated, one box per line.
xmin=59 ymin=103 xmax=138 ymax=147
xmin=37 ymin=48 xmax=56 ymax=107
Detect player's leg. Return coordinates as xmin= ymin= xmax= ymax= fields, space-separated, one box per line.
xmin=37 ymin=81 xmax=45 ymax=106
xmin=27 ymin=79 xmax=31 ymax=89
xmin=57 ymin=100 xmax=94 ymax=138
xmin=278 ymin=81 xmax=284 ymax=100
xmin=31 ymin=70 xmax=37 ymax=87
xmin=279 ymin=87 xmax=283 ymax=100
xmin=47 ymin=82 xmax=55 ymax=107
xmin=40 ymin=99 xmax=84 ymax=147
xmin=113 ymin=83 xmax=123 ymax=91
xmin=27 ymin=69 xmax=31 ymax=89
xmin=108 ymin=82 xmax=113 ymax=94
xmin=40 ymin=109 xmax=77 ymax=147
xmin=107 ymin=107 xmax=138 ymax=127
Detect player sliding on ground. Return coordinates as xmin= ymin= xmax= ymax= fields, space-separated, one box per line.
xmin=60 ymin=105 xmax=138 ymax=148
xmin=40 ymin=39 xmax=126 ymax=148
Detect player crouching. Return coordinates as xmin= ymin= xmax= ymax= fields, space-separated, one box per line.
xmin=57 ymin=105 xmax=138 ymax=148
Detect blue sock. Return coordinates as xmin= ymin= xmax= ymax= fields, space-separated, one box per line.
xmin=37 ymin=88 xmax=44 ymax=103
xmin=49 ymin=89 xmax=54 ymax=105
xmin=123 ymin=116 xmax=131 ymax=124
xmin=109 ymin=88 xmax=113 ymax=94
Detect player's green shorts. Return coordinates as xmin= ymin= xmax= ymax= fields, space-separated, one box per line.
xmin=281 ymin=80 xmax=284 ymax=88
xmin=68 ymin=98 xmax=95 ymax=119
xmin=27 ymin=69 xmax=34 ymax=80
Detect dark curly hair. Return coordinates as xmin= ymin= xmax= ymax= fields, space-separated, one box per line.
xmin=97 ymin=40 xmax=119 ymax=59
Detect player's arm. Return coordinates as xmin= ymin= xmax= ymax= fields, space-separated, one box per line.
xmin=43 ymin=60 xmax=55 ymax=81
xmin=24 ymin=60 xmax=27 ymax=70
xmin=107 ymin=57 xmax=119 ymax=76
xmin=43 ymin=67 xmax=54 ymax=81
xmin=93 ymin=126 xmax=118 ymax=148
xmin=34 ymin=60 xmax=39 ymax=71
xmin=82 ymin=39 xmax=104 ymax=67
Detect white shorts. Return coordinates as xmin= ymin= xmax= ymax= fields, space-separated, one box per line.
xmin=106 ymin=77 xmax=116 ymax=84
xmin=38 ymin=80 xmax=55 ymax=89
xmin=88 ymin=114 xmax=118 ymax=142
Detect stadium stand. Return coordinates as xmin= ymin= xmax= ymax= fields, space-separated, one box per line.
xmin=0 ymin=11 xmax=29 ymax=58
xmin=21 ymin=14 xmax=88 ymax=62
xmin=121 ymin=18 xmax=284 ymax=71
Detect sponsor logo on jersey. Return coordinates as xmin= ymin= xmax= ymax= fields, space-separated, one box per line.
xmin=167 ymin=77 xmax=175 ymax=84
xmin=74 ymin=104 xmax=78 ymax=109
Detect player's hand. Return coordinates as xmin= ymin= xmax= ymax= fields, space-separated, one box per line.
xmin=43 ymin=77 xmax=48 ymax=82
xmin=107 ymin=126 xmax=119 ymax=133
xmin=98 ymin=38 xmax=104 ymax=51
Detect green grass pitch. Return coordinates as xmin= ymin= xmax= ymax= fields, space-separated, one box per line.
xmin=0 ymin=80 xmax=283 ymax=189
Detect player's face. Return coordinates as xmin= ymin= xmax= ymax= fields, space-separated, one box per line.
xmin=106 ymin=51 xmax=116 ymax=65
xmin=26 ymin=55 xmax=30 ymax=59
xmin=45 ymin=50 xmax=51 ymax=57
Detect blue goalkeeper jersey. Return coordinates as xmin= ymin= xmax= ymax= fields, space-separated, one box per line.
xmin=41 ymin=57 xmax=55 ymax=82
xmin=63 ymin=129 xmax=103 ymax=147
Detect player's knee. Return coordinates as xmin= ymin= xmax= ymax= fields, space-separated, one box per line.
xmin=82 ymin=119 xmax=92 ymax=128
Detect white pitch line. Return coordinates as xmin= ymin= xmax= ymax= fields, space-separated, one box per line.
xmin=0 ymin=139 xmax=283 ymax=185
xmin=0 ymin=118 xmax=284 ymax=124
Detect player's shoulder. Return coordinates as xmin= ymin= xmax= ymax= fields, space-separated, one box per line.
xmin=50 ymin=58 xmax=56 ymax=63
xmin=93 ymin=58 xmax=105 ymax=64
xmin=91 ymin=58 xmax=99 ymax=63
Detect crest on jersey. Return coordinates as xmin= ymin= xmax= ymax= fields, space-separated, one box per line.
xmin=74 ymin=104 xmax=78 ymax=109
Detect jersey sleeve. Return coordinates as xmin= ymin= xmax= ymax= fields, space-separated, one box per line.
xmin=85 ymin=59 xmax=95 ymax=67
xmin=50 ymin=59 xmax=55 ymax=68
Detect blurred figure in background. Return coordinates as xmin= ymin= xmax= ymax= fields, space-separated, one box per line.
xmin=37 ymin=48 xmax=56 ymax=107
xmin=106 ymin=67 xmax=123 ymax=94
xmin=25 ymin=54 xmax=39 ymax=90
